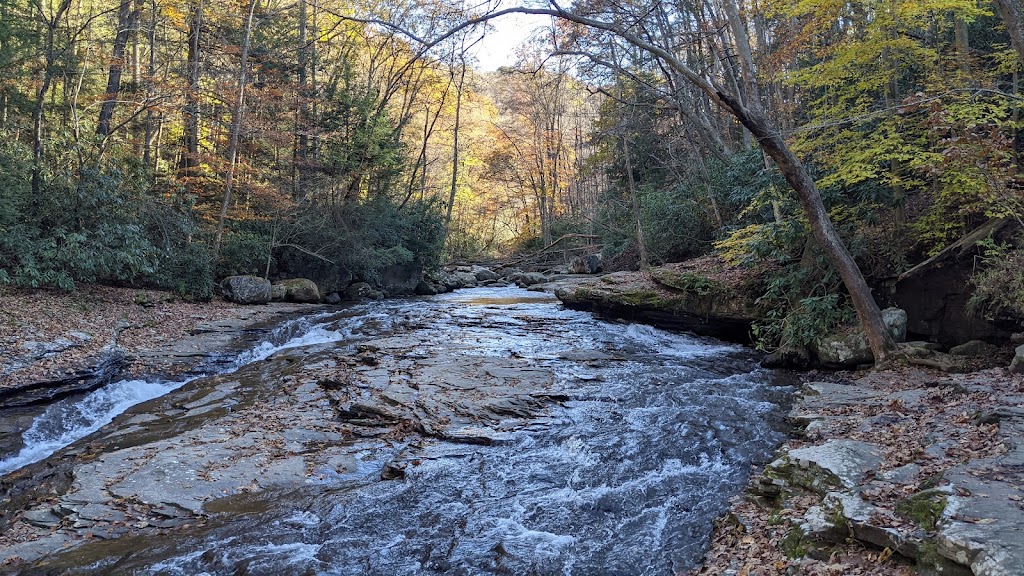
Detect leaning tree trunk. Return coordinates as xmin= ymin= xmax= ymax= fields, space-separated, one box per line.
xmin=721 ymin=92 xmax=897 ymax=363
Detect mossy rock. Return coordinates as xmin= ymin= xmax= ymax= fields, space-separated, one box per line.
xmin=649 ymin=268 xmax=729 ymax=296
xmin=274 ymin=278 xmax=320 ymax=303
xmin=896 ymin=490 xmax=947 ymax=532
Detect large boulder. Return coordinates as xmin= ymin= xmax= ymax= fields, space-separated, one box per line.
xmin=274 ymin=278 xmax=320 ymax=303
xmin=270 ymin=283 xmax=286 ymax=302
xmin=415 ymin=280 xmax=438 ymax=296
xmin=377 ymin=264 xmax=422 ymax=296
xmin=472 ymin=266 xmax=499 ymax=282
xmin=221 ymin=275 xmax=271 ymax=305
xmin=1009 ymin=344 xmax=1024 ymax=374
xmin=569 ymin=254 xmax=603 ymax=275
xmin=452 ymin=271 xmax=479 ymax=288
xmin=812 ymin=308 xmax=908 ymax=367
xmin=948 ymin=339 xmax=997 ymax=357
xmin=511 ymin=272 xmax=548 ymax=287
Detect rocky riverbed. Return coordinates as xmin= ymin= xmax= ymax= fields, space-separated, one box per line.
xmin=0 ymin=287 xmax=795 ymax=575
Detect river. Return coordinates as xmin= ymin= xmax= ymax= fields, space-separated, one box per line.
xmin=0 ymin=287 xmax=793 ymax=575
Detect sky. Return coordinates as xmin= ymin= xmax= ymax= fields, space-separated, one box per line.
xmin=470 ymin=12 xmax=553 ymax=71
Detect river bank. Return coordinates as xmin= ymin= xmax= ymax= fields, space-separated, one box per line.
xmin=692 ymin=364 xmax=1024 ymax=576
xmin=0 ymin=285 xmax=321 ymax=392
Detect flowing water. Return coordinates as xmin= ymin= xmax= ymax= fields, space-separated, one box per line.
xmin=4 ymin=287 xmax=794 ymax=575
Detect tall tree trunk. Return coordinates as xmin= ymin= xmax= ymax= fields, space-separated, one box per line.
xmin=97 ymin=0 xmax=141 ymax=136
xmin=180 ymin=0 xmax=203 ymax=176
xmin=293 ymin=0 xmax=309 ymax=198
xmin=623 ymin=136 xmax=648 ymax=267
xmin=215 ymin=0 xmax=258 ymax=251
xmin=143 ymin=0 xmax=158 ymax=167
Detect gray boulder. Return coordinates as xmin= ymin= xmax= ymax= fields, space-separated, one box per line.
xmin=415 ymin=280 xmax=438 ymax=296
xmin=270 ymin=283 xmax=286 ymax=302
xmin=323 ymin=292 xmax=342 ymax=305
xmin=813 ymin=307 xmax=908 ymax=367
xmin=273 ymin=278 xmax=320 ymax=303
xmin=569 ymin=253 xmax=604 ymax=274
xmin=949 ymin=339 xmax=997 ymax=357
xmin=473 ymin=266 xmax=499 ymax=282
xmin=498 ymin=267 xmax=523 ymax=279
xmin=221 ymin=275 xmax=271 ymax=305
xmin=344 ymin=282 xmax=383 ymax=301
xmin=512 ymin=272 xmax=548 ymax=287
xmin=453 ymin=271 xmax=478 ymax=288
xmin=1009 ymin=344 xmax=1024 ymax=374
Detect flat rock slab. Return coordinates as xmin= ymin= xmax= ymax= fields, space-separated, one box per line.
xmin=782 ymin=439 xmax=883 ymax=491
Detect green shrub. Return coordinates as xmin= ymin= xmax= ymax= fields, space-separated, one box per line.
xmin=151 ymin=241 xmax=215 ymax=301
xmin=0 ymin=140 xmax=159 ymax=289
xmin=750 ymin=256 xmax=855 ymax=351
xmin=217 ymin=230 xmax=271 ymax=278
xmin=969 ymin=237 xmax=1024 ymax=318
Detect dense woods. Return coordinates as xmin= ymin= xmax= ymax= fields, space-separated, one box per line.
xmin=2 ymin=0 xmax=1023 ymax=351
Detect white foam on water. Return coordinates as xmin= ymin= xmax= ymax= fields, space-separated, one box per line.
xmin=0 ymin=377 xmax=189 ymax=476
xmin=233 ymin=325 xmax=345 ymax=365
xmin=621 ymin=323 xmax=739 ymax=358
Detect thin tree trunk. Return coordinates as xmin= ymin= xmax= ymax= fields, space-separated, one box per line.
xmin=97 ymin=0 xmax=141 ymax=136
xmin=293 ymin=0 xmax=309 ymax=198
xmin=623 ymin=136 xmax=648 ymax=267
xmin=215 ymin=0 xmax=258 ymax=251
xmin=143 ymin=0 xmax=157 ymax=166
xmin=445 ymin=58 xmax=466 ymax=234
xmin=32 ymin=0 xmax=74 ymax=198
xmin=180 ymin=0 xmax=203 ymax=176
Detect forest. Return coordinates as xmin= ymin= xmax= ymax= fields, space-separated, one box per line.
xmin=7 ymin=2 xmax=1024 ymax=573
xmin=2 ymin=0 xmax=1024 ymax=353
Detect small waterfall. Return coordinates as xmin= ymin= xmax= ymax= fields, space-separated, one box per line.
xmin=0 ymin=313 xmax=348 ymax=477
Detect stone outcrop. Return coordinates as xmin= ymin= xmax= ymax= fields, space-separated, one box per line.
xmin=0 ymin=312 xmax=581 ymax=568
xmin=376 ymin=263 xmax=422 ymax=296
xmin=273 ymin=278 xmax=321 ymax=303
xmin=555 ymin=269 xmax=760 ymax=342
xmin=746 ymin=372 xmax=1024 ymax=575
xmin=894 ymin=218 xmax=1017 ymax=346
xmin=221 ymin=275 xmax=271 ymax=305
